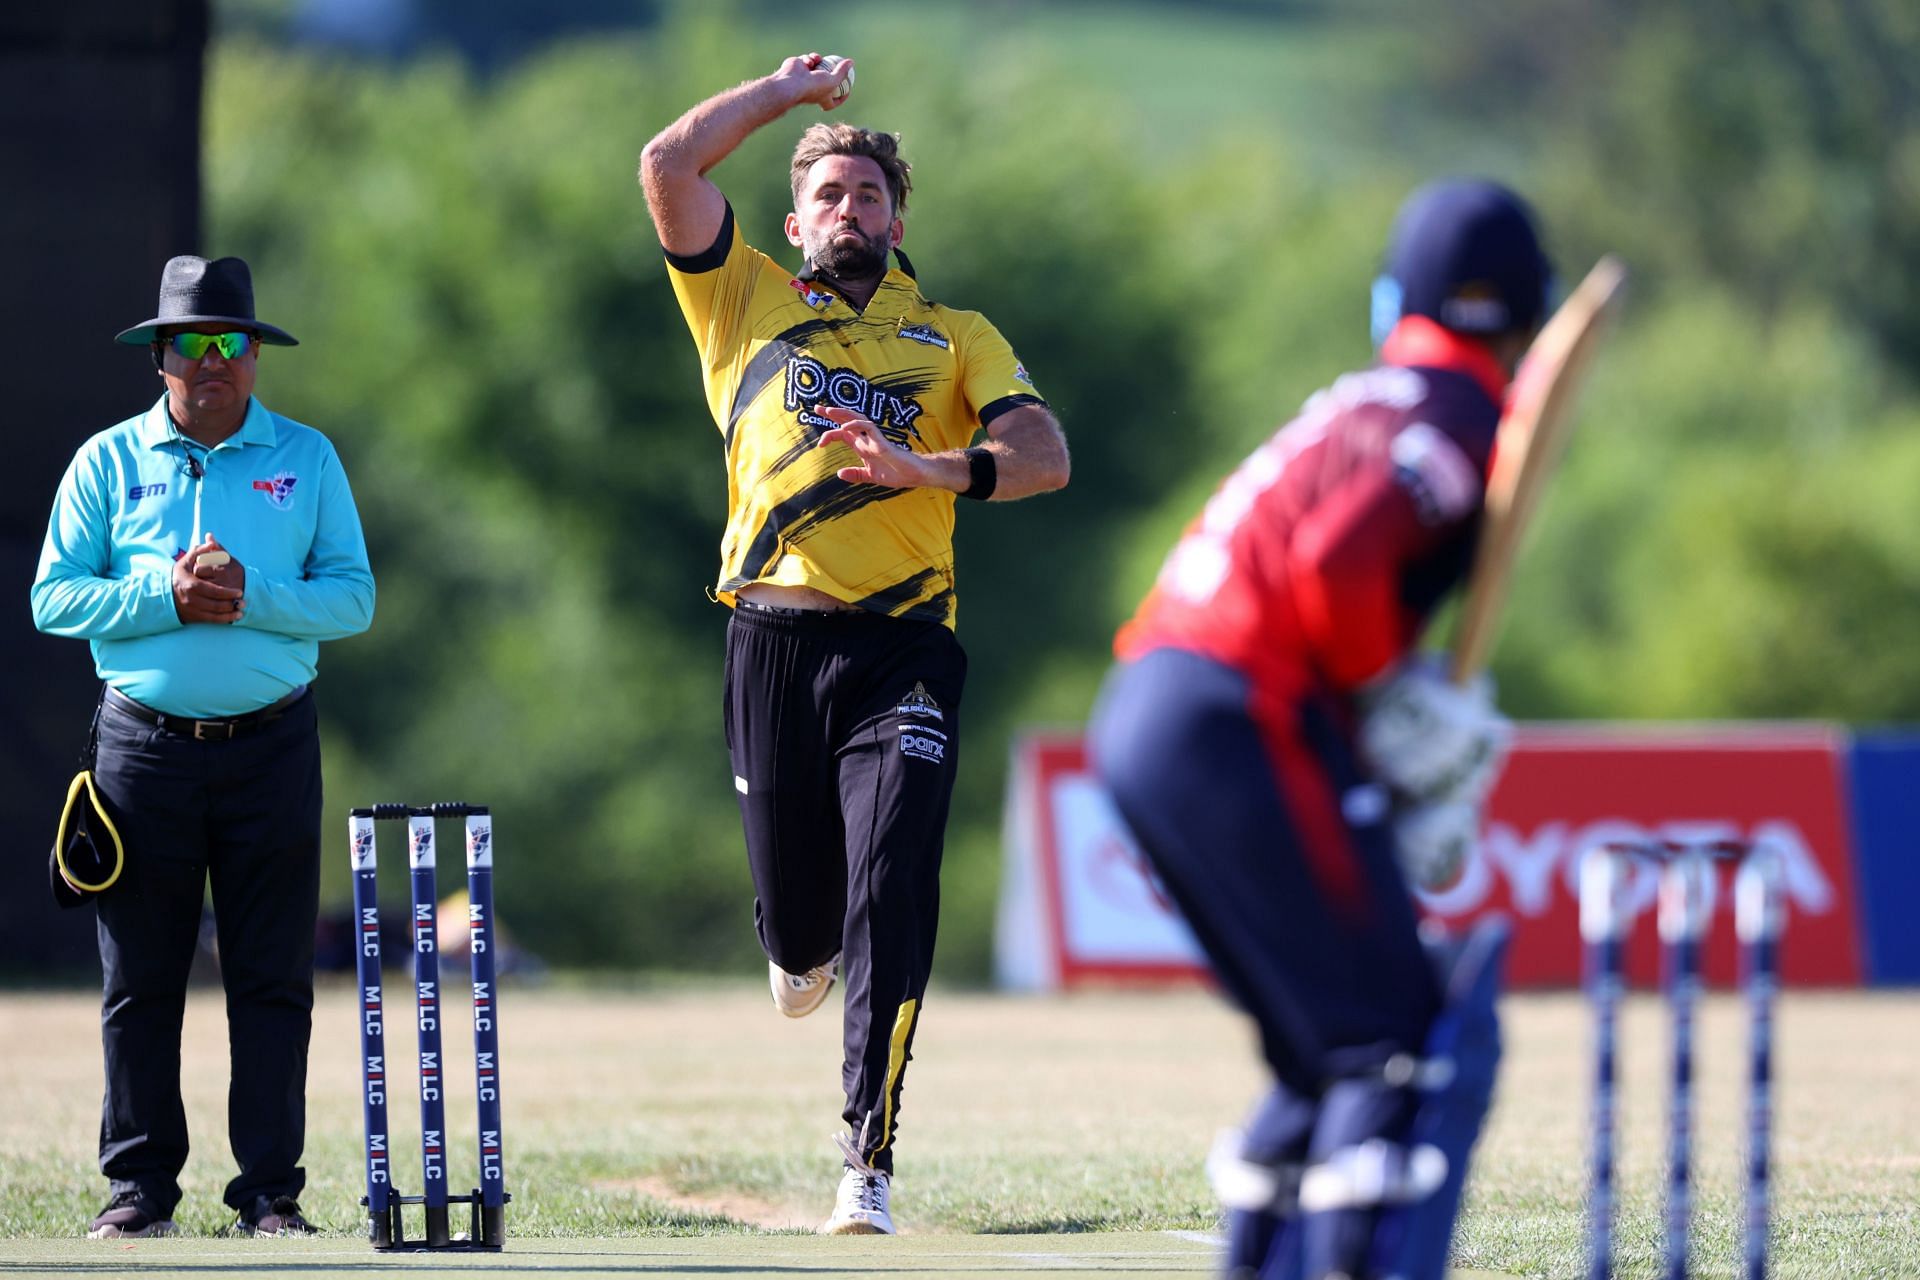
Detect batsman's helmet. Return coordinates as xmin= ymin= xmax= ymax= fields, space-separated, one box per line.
xmin=1371 ymin=178 xmax=1553 ymax=347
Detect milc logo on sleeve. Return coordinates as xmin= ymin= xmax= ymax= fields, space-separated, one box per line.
xmin=252 ymin=471 xmax=299 ymax=510
xmin=127 ymin=482 xmax=168 ymax=502
xmin=897 ymin=681 xmax=947 ymax=763
xmin=789 ymin=277 xmax=835 ymax=310
xmin=786 ymin=357 xmax=925 ymax=448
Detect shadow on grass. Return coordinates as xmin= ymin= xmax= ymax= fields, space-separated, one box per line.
xmin=977 ymin=1216 xmax=1213 ymax=1235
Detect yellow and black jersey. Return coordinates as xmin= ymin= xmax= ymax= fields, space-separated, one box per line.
xmin=664 ymin=203 xmax=1044 ymax=629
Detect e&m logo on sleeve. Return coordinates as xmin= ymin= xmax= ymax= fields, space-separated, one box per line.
xmin=252 ymin=471 xmax=299 ymax=510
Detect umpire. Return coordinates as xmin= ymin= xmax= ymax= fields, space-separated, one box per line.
xmin=31 ymin=255 xmax=375 ymax=1238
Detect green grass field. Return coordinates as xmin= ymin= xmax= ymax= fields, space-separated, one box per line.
xmin=0 ymin=981 xmax=1914 ymax=1278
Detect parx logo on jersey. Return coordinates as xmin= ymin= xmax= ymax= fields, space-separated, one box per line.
xmin=785 ymin=356 xmax=926 ymax=448
xmin=897 ymin=682 xmax=947 ymax=763
xmin=252 ymin=471 xmax=299 ymax=510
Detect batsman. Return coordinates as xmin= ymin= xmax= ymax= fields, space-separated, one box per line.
xmin=1089 ymin=180 xmax=1552 ymax=1279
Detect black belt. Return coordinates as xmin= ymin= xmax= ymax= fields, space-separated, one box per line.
xmin=735 ymin=597 xmax=859 ymax=618
xmin=106 ymin=686 xmax=308 ymax=742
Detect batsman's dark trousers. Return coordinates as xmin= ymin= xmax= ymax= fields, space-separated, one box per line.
xmin=90 ymin=687 xmax=323 ymax=1217
xmin=1088 ymin=647 xmax=1439 ymax=1104
xmin=725 ymin=602 xmax=965 ymax=1175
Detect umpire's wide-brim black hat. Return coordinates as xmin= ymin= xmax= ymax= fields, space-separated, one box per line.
xmin=114 ymin=254 xmax=299 ymax=347
xmin=50 ymin=771 xmax=125 ymax=910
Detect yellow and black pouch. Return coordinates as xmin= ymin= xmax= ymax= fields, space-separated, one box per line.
xmin=51 ymin=693 xmax=126 ymax=909
xmin=52 ymin=771 xmax=124 ymax=909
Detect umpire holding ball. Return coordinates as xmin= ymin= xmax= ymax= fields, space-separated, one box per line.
xmin=641 ymin=53 xmax=1069 ymax=1234
xmin=31 ymin=255 xmax=374 ymax=1238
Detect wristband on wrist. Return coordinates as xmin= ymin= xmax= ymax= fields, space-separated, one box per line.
xmin=960 ymin=446 xmax=997 ymax=501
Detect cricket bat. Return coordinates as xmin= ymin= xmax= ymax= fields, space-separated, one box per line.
xmin=1449 ymin=255 xmax=1629 ymax=684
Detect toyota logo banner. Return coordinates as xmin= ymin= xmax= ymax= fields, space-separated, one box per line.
xmin=996 ymin=724 xmax=1920 ymax=990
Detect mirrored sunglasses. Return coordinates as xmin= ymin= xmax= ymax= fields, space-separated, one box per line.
xmin=166 ymin=331 xmax=254 ymax=361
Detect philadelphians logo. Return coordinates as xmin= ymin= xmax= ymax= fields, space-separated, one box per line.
xmin=896 ymin=681 xmax=943 ymax=722
xmin=897 ymin=322 xmax=950 ymax=349
xmin=897 ymin=682 xmax=948 ymax=763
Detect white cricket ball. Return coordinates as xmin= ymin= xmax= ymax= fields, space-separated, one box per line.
xmin=821 ymin=55 xmax=854 ymax=104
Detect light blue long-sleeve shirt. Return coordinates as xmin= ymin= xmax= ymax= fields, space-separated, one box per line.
xmin=31 ymin=395 xmax=375 ymax=717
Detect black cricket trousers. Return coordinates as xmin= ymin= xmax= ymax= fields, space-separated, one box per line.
xmin=1087 ymin=647 xmax=1440 ymax=1094
xmin=91 ymin=687 xmax=323 ymax=1217
xmin=724 ymin=602 xmax=965 ymax=1175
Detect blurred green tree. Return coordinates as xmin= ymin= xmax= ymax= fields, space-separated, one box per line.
xmin=198 ymin=0 xmax=1920 ymax=974
xmin=204 ymin=18 xmax=1233 ymax=971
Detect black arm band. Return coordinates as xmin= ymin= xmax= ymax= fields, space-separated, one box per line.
xmin=960 ymin=447 xmax=997 ymax=501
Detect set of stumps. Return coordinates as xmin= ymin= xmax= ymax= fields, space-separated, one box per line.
xmin=1581 ymin=838 xmax=1785 ymax=1279
xmin=349 ymin=802 xmax=508 ymax=1250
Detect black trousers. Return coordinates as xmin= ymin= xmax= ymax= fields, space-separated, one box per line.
xmin=724 ymin=604 xmax=966 ymax=1175
xmin=90 ymin=688 xmax=323 ymax=1217
xmin=1091 ymin=648 xmax=1475 ymax=1280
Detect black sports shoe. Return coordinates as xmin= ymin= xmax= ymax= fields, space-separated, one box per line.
xmin=235 ymin=1194 xmax=318 ymax=1236
xmin=88 ymin=1191 xmax=177 ymax=1239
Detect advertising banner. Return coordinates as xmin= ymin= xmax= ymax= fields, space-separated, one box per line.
xmin=995 ymin=725 xmax=1869 ymax=990
xmin=1424 ymin=725 xmax=1860 ymax=986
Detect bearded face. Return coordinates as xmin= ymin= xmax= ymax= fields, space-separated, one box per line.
xmin=806 ymin=219 xmax=892 ymax=279
xmin=788 ymin=154 xmax=901 ymax=285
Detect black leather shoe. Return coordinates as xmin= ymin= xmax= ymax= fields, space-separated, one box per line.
xmin=236 ymin=1194 xmax=318 ymax=1236
xmin=88 ymin=1191 xmax=177 ymax=1239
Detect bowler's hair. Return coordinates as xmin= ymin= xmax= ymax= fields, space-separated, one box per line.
xmin=790 ymin=123 xmax=912 ymax=216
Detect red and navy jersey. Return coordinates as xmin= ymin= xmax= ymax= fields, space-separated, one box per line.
xmin=1117 ymin=317 xmax=1508 ymax=706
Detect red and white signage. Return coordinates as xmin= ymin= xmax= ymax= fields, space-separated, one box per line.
xmin=994 ymin=725 xmax=1865 ymax=990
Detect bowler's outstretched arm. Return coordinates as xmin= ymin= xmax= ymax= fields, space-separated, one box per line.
xmin=640 ymin=55 xmax=854 ymax=257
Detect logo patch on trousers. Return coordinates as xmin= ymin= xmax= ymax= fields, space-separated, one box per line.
xmin=896 ymin=681 xmax=944 ymax=722
xmin=899 ymin=728 xmax=946 ymax=764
